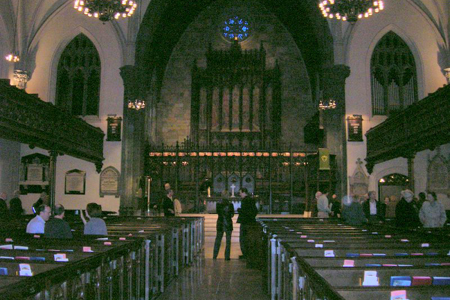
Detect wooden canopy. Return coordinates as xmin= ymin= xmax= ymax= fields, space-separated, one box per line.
xmin=366 ymin=84 xmax=450 ymax=173
xmin=0 ymin=79 xmax=104 ymax=171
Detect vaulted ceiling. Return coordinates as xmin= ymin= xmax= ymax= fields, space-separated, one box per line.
xmin=135 ymin=0 xmax=334 ymax=95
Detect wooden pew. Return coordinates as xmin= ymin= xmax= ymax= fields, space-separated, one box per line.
xmin=258 ymin=218 xmax=450 ymax=300
xmin=0 ymin=215 xmax=204 ymax=300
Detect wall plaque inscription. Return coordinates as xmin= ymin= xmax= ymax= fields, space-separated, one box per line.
xmin=347 ymin=115 xmax=363 ymax=142
xmin=65 ymin=169 xmax=86 ymax=195
xmin=100 ymin=166 xmax=120 ymax=197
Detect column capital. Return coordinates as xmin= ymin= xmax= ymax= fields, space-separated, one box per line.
xmin=120 ymin=65 xmax=139 ymax=97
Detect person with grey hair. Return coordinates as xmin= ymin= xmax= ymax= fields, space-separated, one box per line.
xmin=317 ymin=192 xmax=331 ymax=218
xmin=395 ymin=189 xmax=420 ymax=228
xmin=44 ymin=204 xmax=73 ymax=239
xmin=341 ymin=195 xmax=367 ymax=226
xmin=419 ymin=192 xmax=447 ymax=228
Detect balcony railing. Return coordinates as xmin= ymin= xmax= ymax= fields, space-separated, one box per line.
xmin=366 ymin=84 xmax=450 ymax=173
xmin=0 ymin=79 xmax=104 ymax=171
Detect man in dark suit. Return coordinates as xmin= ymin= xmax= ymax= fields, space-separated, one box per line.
xmin=363 ymin=191 xmax=386 ymax=224
xmin=44 ymin=204 xmax=73 ymax=239
xmin=237 ymin=188 xmax=258 ymax=259
xmin=163 ymin=189 xmax=175 ymax=217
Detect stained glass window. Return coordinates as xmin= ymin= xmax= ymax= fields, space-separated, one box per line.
xmin=370 ymin=31 xmax=418 ymax=116
xmin=56 ymin=34 xmax=101 ymax=116
xmin=222 ymin=16 xmax=249 ymax=42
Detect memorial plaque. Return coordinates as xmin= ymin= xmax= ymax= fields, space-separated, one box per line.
xmin=100 ymin=166 xmax=120 ymax=197
xmin=19 ymin=153 xmax=49 ymax=194
xmin=27 ymin=165 xmax=44 ymax=182
xmin=65 ymin=169 xmax=86 ymax=195
xmin=347 ymin=115 xmax=363 ymax=142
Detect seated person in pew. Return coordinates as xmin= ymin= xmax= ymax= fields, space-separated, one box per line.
xmin=0 ymin=192 xmax=8 ymax=218
xmin=9 ymin=189 xmax=24 ymax=218
xmin=26 ymin=204 xmax=51 ymax=234
xmin=44 ymin=204 xmax=73 ymax=239
xmin=341 ymin=195 xmax=367 ymax=226
xmin=80 ymin=203 xmax=107 ymax=235
xmin=419 ymin=192 xmax=447 ymax=228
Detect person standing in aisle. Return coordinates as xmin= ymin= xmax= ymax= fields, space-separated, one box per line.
xmin=237 ymin=188 xmax=258 ymax=259
xmin=213 ymin=191 xmax=234 ymax=260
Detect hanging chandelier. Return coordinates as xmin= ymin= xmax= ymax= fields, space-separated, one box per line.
xmin=128 ymin=99 xmax=146 ymax=110
xmin=5 ymin=53 xmax=20 ymax=63
xmin=319 ymin=0 xmax=384 ymax=24
xmin=5 ymin=3 xmax=20 ymax=63
xmin=74 ymin=0 xmax=137 ymax=23
xmin=319 ymin=99 xmax=337 ymax=110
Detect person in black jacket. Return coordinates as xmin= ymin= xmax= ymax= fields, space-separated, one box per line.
xmin=44 ymin=204 xmax=73 ymax=239
xmin=237 ymin=188 xmax=258 ymax=259
xmin=9 ymin=190 xmax=23 ymax=218
xmin=163 ymin=189 xmax=175 ymax=217
xmin=213 ymin=192 xmax=234 ymax=260
xmin=0 ymin=193 xmax=8 ymax=218
xmin=396 ymin=189 xmax=420 ymax=228
xmin=362 ymin=191 xmax=386 ymax=224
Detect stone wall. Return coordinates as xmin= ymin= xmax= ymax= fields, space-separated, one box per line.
xmin=156 ymin=0 xmax=315 ymax=148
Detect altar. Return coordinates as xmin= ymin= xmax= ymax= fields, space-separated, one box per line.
xmin=205 ymin=197 xmax=242 ymax=214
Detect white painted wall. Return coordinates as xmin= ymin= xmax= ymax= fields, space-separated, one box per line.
xmin=1 ymin=3 xmax=125 ymax=213
xmin=0 ymin=0 xmax=449 ymax=213
xmin=343 ymin=0 xmax=448 ymax=197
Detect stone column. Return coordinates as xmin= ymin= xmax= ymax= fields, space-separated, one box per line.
xmin=119 ymin=65 xmax=146 ymax=215
xmin=48 ymin=150 xmax=58 ymax=212
xmin=322 ymin=65 xmax=350 ymax=198
xmin=407 ymin=155 xmax=415 ymax=191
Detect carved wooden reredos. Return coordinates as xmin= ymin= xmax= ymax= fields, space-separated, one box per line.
xmin=190 ymin=41 xmax=281 ymax=149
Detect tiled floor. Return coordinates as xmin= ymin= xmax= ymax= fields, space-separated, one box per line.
xmin=157 ymin=254 xmax=269 ymax=300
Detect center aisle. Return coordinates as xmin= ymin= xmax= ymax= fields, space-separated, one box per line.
xmin=157 ymin=255 xmax=269 ymax=300
xmin=157 ymin=214 xmax=269 ymax=300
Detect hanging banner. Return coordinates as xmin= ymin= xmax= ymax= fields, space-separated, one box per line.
xmin=319 ymin=148 xmax=330 ymax=170
xmin=347 ymin=115 xmax=363 ymax=142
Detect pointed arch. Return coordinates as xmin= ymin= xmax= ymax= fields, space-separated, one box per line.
xmin=55 ymin=33 xmax=101 ymax=116
xmin=370 ymin=31 xmax=419 ymax=116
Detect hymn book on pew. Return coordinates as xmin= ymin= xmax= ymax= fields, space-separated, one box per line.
xmin=362 ymin=271 xmax=379 ymax=286
xmin=18 ymin=263 xmax=32 ymax=276
xmin=390 ymin=290 xmax=407 ymax=300
xmin=390 ymin=276 xmax=411 ymax=287
xmin=0 ymin=256 xmax=14 ymax=260
xmin=14 ymin=245 xmax=28 ymax=250
xmin=343 ymin=259 xmax=354 ymax=267
xmin=411 ymin=276 xmax=432 ymax=286
xmin=433 ymin=277 xmax=450 ymax=285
